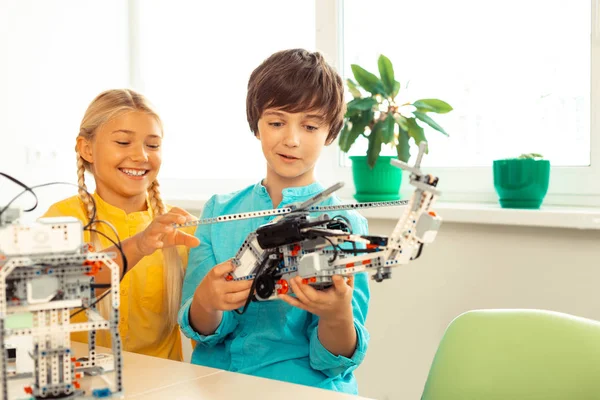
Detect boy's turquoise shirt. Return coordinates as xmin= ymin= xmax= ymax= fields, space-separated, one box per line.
xmin=179 ymin=181 xmax=371 ymax=394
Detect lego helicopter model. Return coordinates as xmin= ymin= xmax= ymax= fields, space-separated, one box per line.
xmin=176 ymin=142 xmax=442 ymax=310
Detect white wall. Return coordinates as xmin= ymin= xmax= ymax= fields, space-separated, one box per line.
xmin=355 ymin=219 xmax=600 ymax=400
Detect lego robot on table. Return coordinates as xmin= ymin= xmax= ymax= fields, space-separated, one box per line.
xmin=176 ymin=142 xmax=442 ymax=309
xmin=0 ymin=210 xmax=123 ymax=399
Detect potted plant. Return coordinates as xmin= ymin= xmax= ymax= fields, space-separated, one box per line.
xmin=493 ymin=153 xmax=550 ymax=209
xmin=338 ymin=54 xmax=452 ymax=201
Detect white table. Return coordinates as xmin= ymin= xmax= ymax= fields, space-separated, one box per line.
xmin=6 ymin=342 xmax=372 ymax=399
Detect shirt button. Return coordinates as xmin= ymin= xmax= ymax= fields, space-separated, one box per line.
xmin=240 ymin=332 xmax=248 ymax=338
xmin=231 ymin=367 xmax=238 ymax=372
xmin=121 ymin=288 xmax=127 ymax=296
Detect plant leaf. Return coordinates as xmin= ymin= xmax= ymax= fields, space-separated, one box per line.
xmin=338 ymin=123 xmax=350 ymax=152
xmin=377 ymin=54 xmax=395 ymax=97
xmin=344 ymin=107 xmax=359 ymax=119
xmin=351 ymin=64 xmax=386 ymax=95
xmin=518 ymin=153 xmax=544 ymax=159
xmin=392 ymin=80 xmax=400 ymax=99
xmin=394 ymin=113 xmax=409 ymax=131
xmin=347 ymin=97 xmax=377 ymax=113
xmin=381 ymin=113 xmax=395 ymax=144
xmin=414 ymin=111 xmax=448 ymax=136
xmin=412 ymin=98 xmax=453 ymax=114
xmin=406 ymin=118 xmax=428 ymax=153
xmin=346 ymin=79 xmax=362 ymax=98
xmin=367 ymin=119 xmax=384 ymax=168
xmin=396 ymin=123 xmax=411 ymax=162
xmin=340 ymin=111 xmax=373 ymax=152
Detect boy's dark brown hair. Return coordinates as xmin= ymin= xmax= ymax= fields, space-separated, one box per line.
xmin=246 ymin=48 xmax=345 ymax=143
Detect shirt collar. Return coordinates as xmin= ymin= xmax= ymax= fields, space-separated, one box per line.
xmin=92 ymin=192 xmax=153 ymax=221
xmin=252 ymin=180 xmax=325 ymax=202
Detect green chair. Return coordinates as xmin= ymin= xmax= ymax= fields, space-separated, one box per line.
xmin=421 ymin=309 xmax=600 ymax=400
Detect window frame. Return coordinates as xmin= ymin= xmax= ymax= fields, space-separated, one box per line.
xmin=128 ymin=0 xmax=599 ymax=207
xmin=316 ymin=0 xmax=600 ymax=207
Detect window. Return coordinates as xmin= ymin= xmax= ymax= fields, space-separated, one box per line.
xmin=319 ymin=0 xmax=600 ymax=206
xmin=135 ymin=0 xmax=316 ymax=198
xmin=0 ymin=1 xmax=129 ymax=216
xmin=3 ymin=1 xmax=597 ymax=210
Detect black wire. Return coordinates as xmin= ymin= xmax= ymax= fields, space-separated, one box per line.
xmin=0 ymin=175 xmax=126 ymax=317
xmin=304 ymin=228 xmax=351 ymax=237
xmin=337 ymin=247 xmax=380 ymax=253
xmin=26 ymin=183 xmax=127 ymax=280
xmin=70 ymin=289 xmax=112 ymax=319
xmin=0 ymin=173 xmax=129 ymax=321
xmin=332 ymin=215 xmax=353 ymax=233
xmin=67 ymin=225 xmax=129 ymax=319
xmin=234 ymin=251 xmax=274 ymax=315
xmin=35 ymin=181 xmax=97 ymax=229
xmin=331 ymin=216 xmax=362 ymax=255
xmin=85 ymin=227 xmax=128 ymax=281
xmin=300 ymin=219 xmax=332 ymax=229
xmin=69 ymin=226 xmax=126 ymax=318
xmin=69 ymin=228 xmax=127 ymax=318
xmin=87 ymin=220 xmax=121 ymax=247
xmin=323 ymin=237 xmax=339 ymax=263
xmin=0 ymin=172 xmax=39 ymax=215
xmin=0 ymin=179 xmax=98 ymax=229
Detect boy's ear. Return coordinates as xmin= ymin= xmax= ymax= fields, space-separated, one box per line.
xmin=76 ymin=136 xmax=93 ymax=164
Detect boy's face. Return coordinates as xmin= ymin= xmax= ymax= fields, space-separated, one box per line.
xmin=256 ymin=108 xmax=331 ymax=183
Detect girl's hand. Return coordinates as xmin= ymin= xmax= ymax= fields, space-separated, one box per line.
xmin=135 ymin=207 xmax=200 ymax=256
xmin=194 ymin=261 xmax=253 ymax=312
xmin=279 ymin=275 xmax=354 ymax=322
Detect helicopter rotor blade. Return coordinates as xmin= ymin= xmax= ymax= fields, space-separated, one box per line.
xmin=307 ymin=199 xmax=408 ymax=213
xmin=174 ymin=198 xmax=408 ymax=229
xmin=294 ymin=181 xmax=345 ymax=211
xmin=175 ymin=207 xmax=294 ymax=228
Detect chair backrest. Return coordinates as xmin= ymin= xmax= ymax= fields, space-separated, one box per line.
xmin=421 ymin=309 xmax=600 ymax=400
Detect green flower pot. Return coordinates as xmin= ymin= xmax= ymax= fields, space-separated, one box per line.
xmin=493 ymin=158 xmax=550 ymax=209
xmin=350 ymin=156 xmax=402 ymax=202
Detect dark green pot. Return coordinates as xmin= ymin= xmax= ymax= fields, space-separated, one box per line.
xmin=350 ymin=156 xmax=402 ymax=202
xmin=493 ymin=158 xmax=550 ymax=209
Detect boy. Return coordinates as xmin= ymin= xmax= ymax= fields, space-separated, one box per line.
xmin=178 ymin=49 xmax=370 ymax=394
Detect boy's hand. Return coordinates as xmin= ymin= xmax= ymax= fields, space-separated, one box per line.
xmin=194 ymin=261 xmax=253 ymax=313
xmin=135 ymin=207 xmax=200 ymax=256
xmin=279 ymin=275 xmax=354 ymax=322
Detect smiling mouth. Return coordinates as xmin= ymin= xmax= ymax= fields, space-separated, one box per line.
xmin=119 ymin=168 xmax=149 ymax=177
xmin=278 ymin=153 xmax=300 ymax=160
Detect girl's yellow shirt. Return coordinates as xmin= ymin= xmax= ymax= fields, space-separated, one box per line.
xmin=42 ymin=193 xmax=196 ymax=361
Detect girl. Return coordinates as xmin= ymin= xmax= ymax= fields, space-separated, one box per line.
xmin=43 ymin=89 xmax=199 ymax=361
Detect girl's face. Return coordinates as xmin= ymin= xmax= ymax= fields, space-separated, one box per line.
xmin=79 ymin=111 xmax=163 ymax=205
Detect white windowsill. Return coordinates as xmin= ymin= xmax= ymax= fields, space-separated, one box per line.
xmin=167 ymin=197 xmax=600 ymax=231
xmin=359 ymin=202 xmax=600 ymax=230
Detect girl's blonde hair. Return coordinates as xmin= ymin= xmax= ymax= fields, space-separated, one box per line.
xmin=77 ymin=88 xmax=182 ymax=334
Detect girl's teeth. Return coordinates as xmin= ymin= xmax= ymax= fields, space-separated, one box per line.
xmin=122 ymin=169 xmax=146 ymax=176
